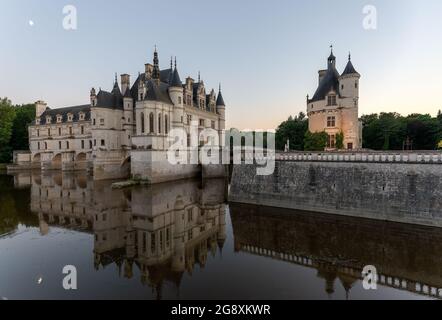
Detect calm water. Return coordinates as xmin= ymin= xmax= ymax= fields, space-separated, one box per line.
xmin=0 ymin=171 xmax=439 ymax=300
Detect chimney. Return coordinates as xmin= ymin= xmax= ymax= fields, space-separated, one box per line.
xmin=145 ymin=64 xmax=153 ymax=80
xmin=318 ymin=70 xmax=327 ymax=84
xmin=121 ymin=74 xmax=130 ymax=95
xmin=35 ymin=100 xmax=47 ymax=118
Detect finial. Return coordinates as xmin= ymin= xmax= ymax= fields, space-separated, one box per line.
xmin=174 ymin=56 xmax=177 ymax=69
xmin=154 ymin=44 xmax=157 ymax=53
xmin=198 ymin=71 xmax=201 ymax=83
xmin=348 ymin=52 xmax=351 ymax=61
xmin=170 ymin=56 xmax=173 ymax=69
xmin=330 ymin=44 xmax=333 ymax=54
xmin=219 ymin=83 xmax=221 ymax=92
xmin=115 ymin=73 xmax=117 ymax=83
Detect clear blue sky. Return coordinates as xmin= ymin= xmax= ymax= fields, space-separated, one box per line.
xmin=1 ymin=0 xmax=442 ymax=129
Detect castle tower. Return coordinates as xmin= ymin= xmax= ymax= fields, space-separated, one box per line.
xmin=216 ymin=84 xmax=226 ymax=145
xmin=152 ymin=47 xmax=160 ymax=84
xmin=169 ymin=58 xmax=184 ymax=129
xmin=307 ymin=47 xmax=361 ymax=150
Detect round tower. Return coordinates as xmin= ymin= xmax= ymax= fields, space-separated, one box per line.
xmin=216 ymin=84 xmax=226 ymax=144
xmin=169 ymin=59 xmax=184 ymax=128
xmin=339 ymin=53 xmax=360 ymax=100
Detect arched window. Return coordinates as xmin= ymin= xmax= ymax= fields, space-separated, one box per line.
xmin=140 ymin=112 xmax=145 ymax=133
xmin=165 ymin=115 xmax=168 ymax=134
xmin=149 ymin=113 xmax=154 ymax=133
xmin=158 ymin=114 xmax=162 ymax=134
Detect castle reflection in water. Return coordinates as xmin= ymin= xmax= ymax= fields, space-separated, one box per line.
xmin=5 ymin=172 xmax=442 ymax=299
xmin=18 ymin=172 xmax=227 ymax=294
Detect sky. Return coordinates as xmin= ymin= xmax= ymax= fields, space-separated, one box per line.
xmin=1 ymin=0 xmax=442 ymax=130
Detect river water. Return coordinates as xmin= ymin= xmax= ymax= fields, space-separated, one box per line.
xmin=0 ymin=171 xmax=438 ymax=300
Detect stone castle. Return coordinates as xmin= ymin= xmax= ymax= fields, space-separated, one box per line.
xmin=307 ymin=47 xmax=362 ymax=150
xmin=20 ymin=49 xmax=226 ymax=182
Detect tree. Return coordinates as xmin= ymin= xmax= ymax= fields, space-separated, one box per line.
xmin=0 ymin=98 xmax=16 ymax=163
xmin=10 ymin=103 xmax=35 ymax=152
xmin=335 ymin=132 xmax=344 ymax=149
xmin=304 ymin=131 xmax=327 ymax=151
xmin=275 ymin=112 xmax=308 ymax=151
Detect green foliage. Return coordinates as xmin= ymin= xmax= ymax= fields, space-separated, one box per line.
xmin=0 ymin=98 xmax=16 ymax=163
xmin=0 ymin=98 xmax=35 ymax=163
xmin=10 ymin=104 xmax=35 ymax=152
xmin=362 ymin=112 xmax=442 ymax=150
xmin=304 ymin=131 xmax=328 ymax=151
xmin=335 ymin=132 xmax=344 ymax=149
xmin=275 ymin=112 xmax=308 ymax=151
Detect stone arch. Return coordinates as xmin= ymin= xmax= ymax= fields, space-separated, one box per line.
xmin=52 ymin=153 xmax=62 ymax=169
xmin=75 ymin=152 xmax=88 ymax=170
xmin=33 ymin=153 xmax=41 ymax=163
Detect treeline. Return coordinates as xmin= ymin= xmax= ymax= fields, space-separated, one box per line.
xmin=276 ymin=111 xmax=442 ymax=151
xmin=0 ymin=98 xmax=35 ymax=163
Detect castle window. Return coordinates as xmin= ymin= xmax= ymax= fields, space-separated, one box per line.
xmin=79 ymin=113 xmax=85 ymax=121
xmin=67 ymin=114 xmax=73 ymax=122
xmin=327 ymin=116 xmax=336 ymax=127
xmin=100 ymin=139 xmax=105 ymax=146
xmin=93 ymin=119 xmax=96 ymax=125
xmin=48 ymin=128 xmax=51 ymax=136
xmin=327 ymin=95 xmax=337 ymax=106
xmin=140 ymin=112 xmax=145 ymax=133
xmin=36 ymin=118 xmax=40 ymax=125
xmin=355 ymin=82 xmax=358 ymax=89
xmin=327 ymin=134 xmax=336 ymax=149
xmin=187 ymin=95 xmax=192 ymax=105
xmin=38 ymin=142 xmax=40 ymax=150
xmin=69 ymin=127 xmax=73 ymax=135
xmin=58 ymin=128 xmax=61 ymax=135
xmin=341 ymin=84 xmax=344 ymax=90
xmin=59 ymin=141 xmax=62 ymax=149
xmin=46 ymin=116 xmax=51 ymax=124
xmin=57 ymin=115 xmax=62 ymax=123
xmin=100 ymin=119 xmax=104 ymax=126
xmin=89 ymin=141 xmax=92 ymax=149
xmin=199 ymin=119 xmax=205 ymax=127
xmin=45 ymin=142 xmax=48 ymax=150
xmin=165 ymin=115 xmax=168 ymax=134
xmin=211 ymin=121 xmax=216 ymax=129
xmin=158 ymin=114 xmax=162 ymax=134
xmin=66 ymin=141 xmax=69 ymax=149
xmin=149 ymin=113 xmax=154 ymax=133
xmin=81 ymin=140 xmax=84 ymax=149
xmin=37 ymin=129 xmax=40 ymax=137
xmin=178 ymin=97 xmax=182 ymax=104
xmin=94 ymin=139 xmax=96 ymax=146
xmin=81 ymin=126 xmax=84 ymax=134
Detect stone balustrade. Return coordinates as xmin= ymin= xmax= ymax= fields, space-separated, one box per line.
xmin=241 ymin=150 xmax=442 ymax=164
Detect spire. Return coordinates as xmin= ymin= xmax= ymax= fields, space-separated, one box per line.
xmin=198 ymin=71 xmax=201 ymax=83
xmin=342 ymin=52 xmax=359 ymax=76
xmin=170 ymin=56 xmax=173 ymax=70
xmin=170 ymin=60 xmax=182 ymax=87
xmin=152 ymin=46 xmax=160 ymax=82
xmin=328 ymin=44 xmax=336 ymax=69
xmin=216 ymin=83 xmax=225 ymax=107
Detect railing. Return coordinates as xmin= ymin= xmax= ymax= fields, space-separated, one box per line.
xmin=273 ymin=151 xmax=442 ymax=164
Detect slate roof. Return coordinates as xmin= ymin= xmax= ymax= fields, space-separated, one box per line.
xmin=37 ymin=104 xmax=91 ymax=125
xmin=216 ymin=91 xmax=225 ymax=106
xmin=310 ymin=67 xmax=341 ymax=103
xmin=170 ymin=68 xmax=182 ymax=87
xmin=341 ymin=60 xmax=359 ymax=76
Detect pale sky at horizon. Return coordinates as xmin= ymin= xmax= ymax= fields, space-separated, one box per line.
xmin=1 ymin=0 xmax=442 ymax=130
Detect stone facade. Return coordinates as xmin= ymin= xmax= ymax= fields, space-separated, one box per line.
xmin=307 ymin=48 xmax=362 ymax=150
xmin=21 ymin=49 xmax=227 ymax=182
xmin=229 ymin=158 xmax=442 ymax=227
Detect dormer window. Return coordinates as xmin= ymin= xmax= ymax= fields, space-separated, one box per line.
xmin=67 ymin=113 xmax=73 ymax=122
xmin=327 ymin=95 xmax=337 ymax=106
xmin=46 ymin=116 xmax=52 ymax=124
xmin=79 ymin=112 xmax=85 ymax=121
xmin=57 ymin=115 xmax=62 ymax=123
xmin=36 ymin=118 xmax=41 ymax=125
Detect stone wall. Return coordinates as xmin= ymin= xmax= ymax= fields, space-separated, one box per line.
xmin=229 ymin=161 xmax=442 ymax=227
